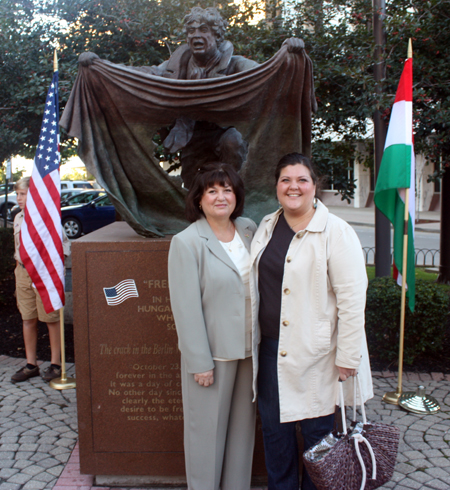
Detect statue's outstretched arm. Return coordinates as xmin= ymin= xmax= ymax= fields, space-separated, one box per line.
xmin=78 ymin=52 xmax=168 ymax=77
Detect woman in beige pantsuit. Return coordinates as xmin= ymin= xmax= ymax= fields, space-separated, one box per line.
xmin=168 ymin=163 xmax=257 ymax=490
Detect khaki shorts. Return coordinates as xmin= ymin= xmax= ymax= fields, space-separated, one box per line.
xmin=15 ymin=264 xmax=60 ymax=323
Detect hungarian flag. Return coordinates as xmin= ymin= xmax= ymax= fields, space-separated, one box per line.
xmin=20 ymin=69 xmax=65 ymax=313
xmin=374 ymin=58 xmax=415 ymax=311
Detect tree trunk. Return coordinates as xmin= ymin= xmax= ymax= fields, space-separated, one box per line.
xmin=437 ymin=168 xmax=450 ymax=284
xmin=373 ymin=0 xmax=391 ymax=277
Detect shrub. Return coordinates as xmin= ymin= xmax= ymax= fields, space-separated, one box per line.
xmin=365 ymin=277 xmax=450 ymax=365
xmin=0 ymin=227 xmax=14 ymax=281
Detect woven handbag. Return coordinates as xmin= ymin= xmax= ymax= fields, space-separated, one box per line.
xmin=303 ymin=376 xmax=400 ymax=490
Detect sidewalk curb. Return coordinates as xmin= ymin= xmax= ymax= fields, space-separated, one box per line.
xmin=347 ymin=221 xmax=440 ymax=234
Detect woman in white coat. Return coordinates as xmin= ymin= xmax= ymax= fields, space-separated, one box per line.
xmin=168 ymin=163 xmax=257 ymax=490
xmin=250 ymin=153 xmax=373 ymax=490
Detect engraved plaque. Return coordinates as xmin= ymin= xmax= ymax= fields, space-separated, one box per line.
xmin=86 ymin=250 xmax=183 ymax=453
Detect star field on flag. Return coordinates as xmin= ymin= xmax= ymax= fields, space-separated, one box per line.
xmin=36 ymin=78 xmax=60 ymax=177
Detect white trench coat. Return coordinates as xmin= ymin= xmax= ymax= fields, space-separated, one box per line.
xmin=250 ymin=201 xmax=373 ymax=423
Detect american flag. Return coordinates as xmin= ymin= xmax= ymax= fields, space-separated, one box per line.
xmin=103 ymin=279 xmax=139 ymax=306
xmin=20 ymin=70 xmax=65 ymax=314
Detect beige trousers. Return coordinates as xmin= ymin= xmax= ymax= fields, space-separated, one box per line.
xmin=181 ymin=356 xmax=256 ymax=490
xmin=15 ymin=265 xmax=60 ymax=322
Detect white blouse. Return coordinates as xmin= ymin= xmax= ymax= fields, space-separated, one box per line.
xmin=218 ymin=231 xmax=252 ymax=358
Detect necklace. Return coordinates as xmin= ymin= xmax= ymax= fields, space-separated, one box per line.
xmin=222 ymin=234 xmax=243 ymax=252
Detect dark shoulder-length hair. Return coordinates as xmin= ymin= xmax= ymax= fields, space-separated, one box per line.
xmin=185 ymin=163 xmax=245 ymax=223
xmin=275 ymin=153 xmax=322 ymax=196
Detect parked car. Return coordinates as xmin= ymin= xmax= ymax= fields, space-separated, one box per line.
xmin=61 ymin=189 xmax=106 ymax=207
xmin=60 ymin=180 xmax=94 ymax=190
xmin=61 ymin=189 xmax=85 ymax=201
xmin=61 ymin=194 xmax=116 ymax=239
xmin=7 ymin=189 xmax=106 ymax=221
xmin=2 ymin=182 xmax=95 ymax=219
xmin=0 ymin=190 xmax=17 ymax=218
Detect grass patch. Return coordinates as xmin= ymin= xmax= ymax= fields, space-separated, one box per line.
xmin=366 ymin=267 xmax=441 ymax=283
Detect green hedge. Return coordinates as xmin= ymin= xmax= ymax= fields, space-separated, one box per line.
xmin=365 ymin=277 xmax=450 ymax=365
xmin=0 ymin=227 xmax=14 ymax=281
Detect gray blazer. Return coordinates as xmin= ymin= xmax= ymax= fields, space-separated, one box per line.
xmin=168 ymin=216 xmax=257 ymax=374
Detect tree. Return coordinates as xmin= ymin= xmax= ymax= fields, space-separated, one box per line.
xmin=281 ymin=0 xmax=378 ymax=200
xmin=0 ymin=0 xmax=268 ymax=164
xmin=0 ymin=0 xmax=63 ymax=164
xmin=0 ymin=166 xmax=24 ymax=183
xmin=2 ymin=0 xmax=450 ymax=216
xmin=284 ymin=0 xmax=450 ymax=280
xmin=54 ymin=0 xmax=375 ymax=203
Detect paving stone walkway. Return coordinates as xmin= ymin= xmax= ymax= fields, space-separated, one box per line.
xmin=367 ymin=372 xmax=450 ymax=489
xmin=1 ymin=356 xmax=449 ymax=490
xmin=0 ymin=356 xmax=77 ymax=490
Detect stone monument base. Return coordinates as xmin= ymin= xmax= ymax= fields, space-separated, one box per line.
xmin=72 ymin=222 xmax=267 ymax=482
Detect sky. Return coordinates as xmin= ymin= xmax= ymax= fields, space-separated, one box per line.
xmin=10 ymin=155 xmax=87 ymax=180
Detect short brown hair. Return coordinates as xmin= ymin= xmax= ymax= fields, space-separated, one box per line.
xmin=185 ymin=163 xmax=245 ymax=223
xmin=14 ymin=176 xmax=30 ymax=191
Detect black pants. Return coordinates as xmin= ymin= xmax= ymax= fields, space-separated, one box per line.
xmin=258 ymin=336 xmax=335 ymax=490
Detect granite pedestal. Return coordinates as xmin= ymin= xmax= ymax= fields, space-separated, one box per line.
xmin=72 ymin=222 xmax=267 ymax=485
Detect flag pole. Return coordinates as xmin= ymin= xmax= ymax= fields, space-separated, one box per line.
xmin=396 ymin=39 xmax=441 ymax=415
xmin=50 ymin=48 xmax=76 ymax=391
xmin=382 ymin=39 xmax=413 ymax=406
xmin=382 ymin=186 xmax=409 ymax=405
xmin=50 ymin=307 xmax=76 ymax=390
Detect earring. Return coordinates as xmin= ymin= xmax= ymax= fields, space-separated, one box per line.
xmin=313 ymin=198 xmax=318 ymax=209
xmin=199 ymin=203 xmax=202 ymax=210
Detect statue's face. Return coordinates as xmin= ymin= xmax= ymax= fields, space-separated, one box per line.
xmin=186 ymin=21 xmax=218 ymax=63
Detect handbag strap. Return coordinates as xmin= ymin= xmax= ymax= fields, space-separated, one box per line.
xmin=339 ymin=376 xmax=376 ymax=490
xmin=339 ymin=374 xmax=368 ymax=432
xmin=352 ymin=433 xmax=377 ymax=489
xmin=353 ymin=374 xmax=367 ymax=424
xmin=338 ymin=379 xmax=348 ymax=433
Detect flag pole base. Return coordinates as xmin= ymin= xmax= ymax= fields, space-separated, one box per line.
xmin=382 ymin=390 xmax=401 ymax=405
xmin=50 ymin=376 xmax=76 ymax=391
xmin=399 ymin=386 xmax=440 ymax=414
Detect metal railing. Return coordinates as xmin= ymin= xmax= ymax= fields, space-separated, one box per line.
xmin=362 ymin=247 xmax=440 ymax=267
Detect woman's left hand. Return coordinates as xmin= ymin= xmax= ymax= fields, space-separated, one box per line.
xmin=194 ymin=369 xmax=214 ymax=387
xmin=337 ymin=366 xmax=357 ymax=381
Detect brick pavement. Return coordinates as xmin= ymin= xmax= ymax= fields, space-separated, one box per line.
xmin=0 ymin=356 xmax=77 ymax=490
xmin=1 ymin=356 xmax=449 ymax=490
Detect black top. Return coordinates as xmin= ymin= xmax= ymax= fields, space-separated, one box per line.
xmin=258 ymin=213 xmax=295 ymax=339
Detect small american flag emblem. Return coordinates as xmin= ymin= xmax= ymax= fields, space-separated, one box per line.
xmin=103 ymin=279 xmax=139 ymax=306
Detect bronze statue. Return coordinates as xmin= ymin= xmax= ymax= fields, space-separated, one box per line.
xmin=146 ymin=7 xmax=260 ymax=188
xmin=62 ymin=7 xmax=316 ymax=237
